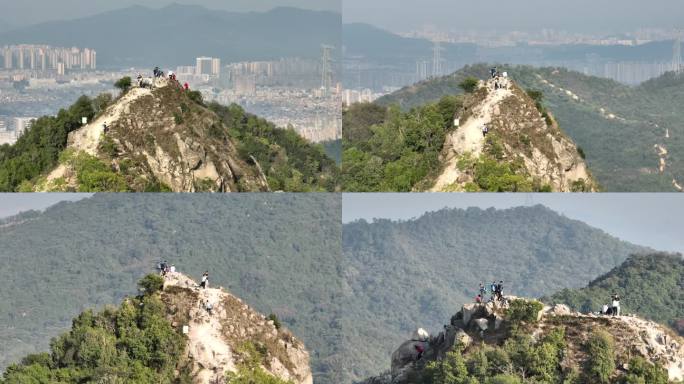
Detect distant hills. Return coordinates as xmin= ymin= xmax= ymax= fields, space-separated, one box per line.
xmin=343 ymin=23 xmax=476 ymax=62
xmin=373 ymin=64 xmax=684 ymax=192
xmin=343 ymin=22 xmax=676 ymax=64
xmin=0 ymin=5 xmax=341 ymax=67
xmin=342 ymin=205 xmax=650 ymax=381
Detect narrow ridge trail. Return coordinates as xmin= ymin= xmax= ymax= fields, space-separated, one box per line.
xmin=431 ymin=79 xmax=512 ymax=191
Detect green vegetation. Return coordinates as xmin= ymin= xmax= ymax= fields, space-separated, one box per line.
xmin=545 ymin=253 xmax=684 ymax=335
xmin=56 ymin=149 xmax=128 ymax=192
xmin=585 ymin=330 xmax=615 ymax=383
xmin=209 ymin=102 xmax=339 ymax=192
xmin=416 ymin=325 xmax=667 ymax=384
xmin=459 ymin=77 xmax=479 ymax=93
xmin=341 ymin=95 xmax=462 ymax=191
xmin=1 ymin=276 xmax=188 ymax=384
xmin=114 ymin=76 xmax=132 ymax=93
xmin=343 ymin=205 xmax=649 ymax=380
xmin=0 ymin=194 xmax=344 ymax=383
xmin=506 ymin=299 xmax=544 ymax=325
xmin=226 ymin=342 xmax=293 ymax=384
xmin=377 ymin=63 xmax=684 ymax=191
xmin=0 ymin=95 xmax=95 ymax=191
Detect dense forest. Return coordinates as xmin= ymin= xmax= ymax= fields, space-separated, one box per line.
xmin=1 ymin=274 xmax=293 ymax=384
xmin=341 ymin=205 xmax=650 ymax=381
xmin=374 ymin=63 xmax=684 ymax=192
xmin=0 ymin=86 xmax=339 ymax=192
xmin=0 ymin=194 xmax=345 ymax=383
xmin=1 ymin=275 xmax=189 ymax=383
xmin=546 ymin=253 xmax=684 ymax=335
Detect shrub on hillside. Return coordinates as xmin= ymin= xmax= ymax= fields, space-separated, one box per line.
xmin=506 ymin=299 xmax=544 ymax=324
xmin=114 ymin=76 xmax=132 ymax=93
xmin=459 ymin=77 xmax=479 ymax=93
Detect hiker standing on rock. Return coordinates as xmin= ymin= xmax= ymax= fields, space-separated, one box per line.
xmin=200 ymin=272 xmax=209 ymax=289
xmin=479 ymin=282 xmax=487 ymax=299
xmin=482 ymin=124 xmax=489 ymax=137
xmin=102 ymin=121 xmax=108 ymax=135
xmin=611 ymin=293 xmax=621 ymax=316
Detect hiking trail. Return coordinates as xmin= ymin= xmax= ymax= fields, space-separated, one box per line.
xmin=431 ymin=79 xmax=513 ymax=191
xmin=537 ymin=74 xmax=683 ymax=191
xmin=162 ymin=272 xmax=313 ymax=384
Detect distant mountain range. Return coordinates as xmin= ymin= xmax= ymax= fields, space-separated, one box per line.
xmin=343 ymin=22 xmax=677 ymax=63
xmin=0 ymin=4 xmax=341 ymax=68
xmin=343 ymin=23 xmax=476 ymax=62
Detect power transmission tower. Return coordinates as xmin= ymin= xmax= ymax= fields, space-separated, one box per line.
xmin=432 ymin=41 xmax=444 ymax=78
xmin=673 ymin=33 xmax=682 ymax=76
xmin=321 ymin=45 xmax=334 ymax=96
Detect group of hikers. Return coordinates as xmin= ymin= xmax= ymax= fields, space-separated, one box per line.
xmin=601 ymin=293 xmax=621 ymax=316
xmin=158 ymin=260 xmax=177 ymax=276
xmin=156 ymin=262 xmax=214 ymax=316
xmin=476 ymin=281 xmax=506 ymax=304
xmin=137 ymin=66 xmax=189 ymax=91
xmin=490 ymin=66 xmax=508 ymax=90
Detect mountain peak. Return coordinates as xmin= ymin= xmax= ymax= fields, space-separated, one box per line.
xmin=162 ymin=272 xmax=313 ymax=384
xmin=364 ymin=296 xmax=684 ymax=383
xmin=432 ymin=76 xmax=597 ymax=192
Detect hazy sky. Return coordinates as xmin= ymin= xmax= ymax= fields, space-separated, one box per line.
xmin=0 ymin=194 xmax=91 ymax=218
xmin=343 ymin=0 xmax=684 ymax=34
xmin=1 ymin=0 xmax=340 ymax=27
xmin=343 ymin=194 xmax=684 ymax=254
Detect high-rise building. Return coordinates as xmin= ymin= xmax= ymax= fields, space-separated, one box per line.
xmin=211 ymin=58 xmax=221 ymax=76
xmin=196 ymin=57 xmax=214 ymax=75
xmin=432 ymin=41 xmax=443 ymax=78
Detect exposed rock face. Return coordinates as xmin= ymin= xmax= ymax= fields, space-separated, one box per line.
xmin=41 ymin=79 xmax=270 ymax=192
xmin=432 ymin=78 xmax=597 ymax=192
xmin=365 ymin=297 xmax=684 ymax=384
xmin=161 ymin=272 xmax=313 ymax=384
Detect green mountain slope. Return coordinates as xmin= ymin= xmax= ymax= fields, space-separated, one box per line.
xmin=341 ymin=205 xmax=651 ymax=381
xmin=0 ymin=194 xmax=343 ymax=383
xmin=545 ymin=253 xmax=684 ymax=335
xmin=374 ymin=64 xmax=684 ymax=191
xmin=0 ymin=84 xmax=339 ymax=192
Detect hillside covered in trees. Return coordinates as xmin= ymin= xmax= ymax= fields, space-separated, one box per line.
xmin=2 ymin=273 xmax=310 ymax=384
xmin=0 ymin=82 xmax=339 ymax=192
xmin=341 ymin=205 xmax=651 ymax=381
xmin=373 ymin=64 xmax=684 ymax=192
xmin=546 ymin=253 xmax=684 ymax=336
xmin=0 ymin=194 xmax=344 ymax=383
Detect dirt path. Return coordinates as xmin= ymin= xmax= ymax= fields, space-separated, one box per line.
xmin=537 ymin=74 xmax=684 ymax=191
xmin=69 ymin=86 xmax=151 ymax=156
xmin=431 ymin=79 xmax=512 ymax=191
xmin=164 ymin=273 xmax=236 ymax=384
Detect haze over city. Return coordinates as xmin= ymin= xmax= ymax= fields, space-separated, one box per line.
xmin=343 ymin=0 xmax=684 ymax=36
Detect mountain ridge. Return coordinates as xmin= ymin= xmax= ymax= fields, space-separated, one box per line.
xmin=0 ymin=5 xmax=341 ymax=67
